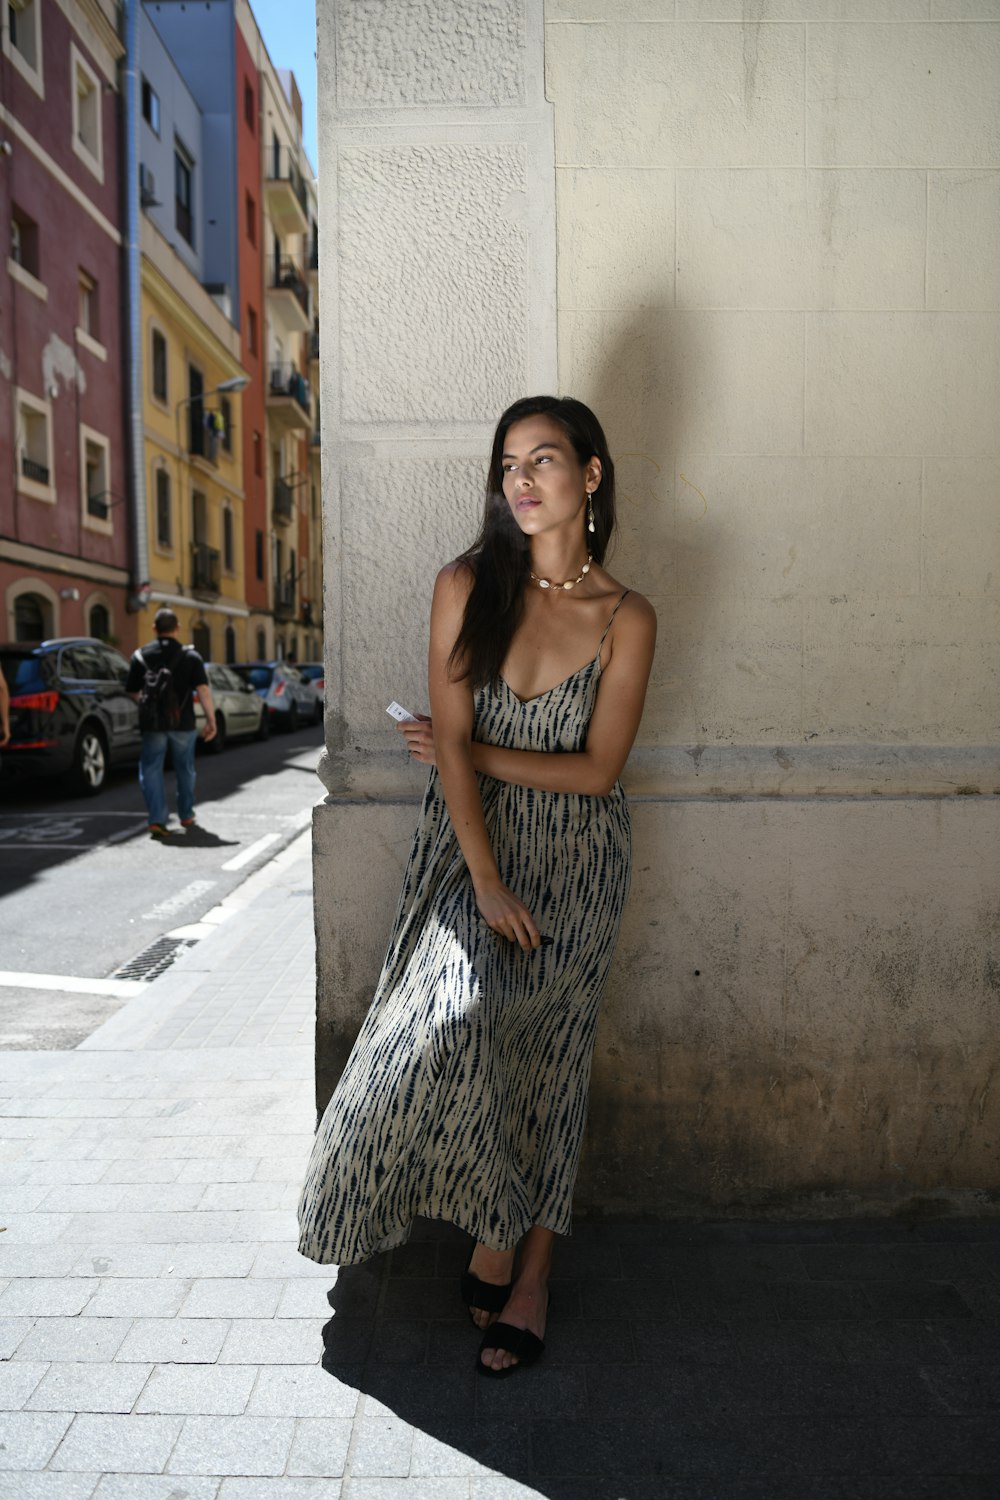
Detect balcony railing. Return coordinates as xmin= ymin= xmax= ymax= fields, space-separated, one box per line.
xmin=267 ymin=255 xmax=309 ymax=319
xmin=272 ymin=477 xmax=294 ymax=522
xmin=266 ymin=145 xmax=309 ymax=222
xmin=21 ymin=456 xmax=50 ymax=484
xmin=191 ymin=542 xmax=221 ymax=595
xmin=274 ymin=575 xmax=297 ymax=619
xmin=267 ymin=363 xmax=310 ymax=416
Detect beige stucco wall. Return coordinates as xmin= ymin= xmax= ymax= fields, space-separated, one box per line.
xmin=314 ymin=0 xmax=1000 ymax=1217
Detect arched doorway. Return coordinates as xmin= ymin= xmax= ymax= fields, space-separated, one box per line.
xmin=14 ymin=592 xmax=50 ymax=642
xmin=192 ymin=621 xmax=211 ymax=659
xmin=224 ymin=624 xmax=236 ymax=664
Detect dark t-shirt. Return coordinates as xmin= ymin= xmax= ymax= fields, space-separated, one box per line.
xmin=126 ymin=636 xmax=208 ymax=732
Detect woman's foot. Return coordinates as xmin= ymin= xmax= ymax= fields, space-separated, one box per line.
xmin=465 ymin=1243 xmax=515 ymax=1330
xmin=479 ymin=1273 xmax=548 ymax=1373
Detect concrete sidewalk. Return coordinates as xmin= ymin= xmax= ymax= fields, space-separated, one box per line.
xmin=0 ymin=831 xmax=998 ymax=1499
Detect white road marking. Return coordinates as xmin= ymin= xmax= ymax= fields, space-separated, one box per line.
xmin=221 ymin=833 xmax=281 ymax=871
xmin=141 ymin=880 xmax=217 ymax=922
xmin=0 ymin=971 xmax=145 ymax=997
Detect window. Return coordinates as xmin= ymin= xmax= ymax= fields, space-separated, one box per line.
xmin=245 ymin=191 xmax=256 ymax=246
xmin=10 ymin=204 xmax=40 ymax=278
xmin=174 ymin=140 xmax=194 ymax=246
xmin=244 ymin=78 xmax=255 ymax=131
xmin=78 ymin=270 xmax=98 ymax=339
xmin=255 ymin=529 xmax=264 ymax=580
xmin=89 ymin=603 xmax=111 ymax=642
xmin=225 ymin=624 xmax=236 ymax=664
xmin=81 ymin=426 xmax=111 ymax=531
xmin=5 ymin=0 xmax=42 ymax=94
xmin=253 ymin=430 xmax=262 ymax=477
xmin=247 ymin=304 xmax=258 ymax=356
xmin=72 ymin=45 xmax=103 ymax=179
xmin=223 ymin=507 xmax=235 ymax=573
xmin=256 ymin=627 xmax=267 ymax=658
xmin=220 ymin=395 xmax=232 ymax=454
xmin=155 ymin=467 xmax=172 ymax=549
xmin=15 ymin=388 xmax=53 ymax=500
xmin=141 ymin=76 xmax=160 ymax=135
xmin=192 ymin=621 xmax=211 ymax=659
xmin=151 ymin=327 xmax=168 ymax=403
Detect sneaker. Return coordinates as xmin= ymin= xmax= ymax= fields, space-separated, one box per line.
xmin=180 ymin=817 xmax=197 ymax=828
xmin=148 ymin=823 xmax=169 ymax=839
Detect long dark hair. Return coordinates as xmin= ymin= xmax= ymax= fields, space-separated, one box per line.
xmin=449 ymin=395 xmax=617 ymax=691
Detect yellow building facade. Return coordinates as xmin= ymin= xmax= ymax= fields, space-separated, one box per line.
xmin=140 ymin=219 xmax=250 ymax=662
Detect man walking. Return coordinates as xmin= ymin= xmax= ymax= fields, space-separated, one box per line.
xmin=126 ymin=608 xmax=216 ymax=838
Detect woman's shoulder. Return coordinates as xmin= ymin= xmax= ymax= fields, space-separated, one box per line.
xmin=601 ymin=576 xmax=656 ymax=628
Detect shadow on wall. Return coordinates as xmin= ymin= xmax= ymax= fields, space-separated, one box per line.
xmin=582 ymin=307 xmax=719 ymax=746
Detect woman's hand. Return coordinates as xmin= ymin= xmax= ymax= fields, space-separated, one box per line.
xmin=474 ymin=876 xmax=541 ymax=951
xmin=396 ymin=714 xmax=435 ymax=765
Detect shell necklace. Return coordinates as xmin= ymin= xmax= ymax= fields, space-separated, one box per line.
xmin=530 ymin=554 xmax=593 ymax=591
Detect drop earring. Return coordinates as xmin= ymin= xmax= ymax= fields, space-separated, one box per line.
xmin=586 ymin=491 xmax=596 ymax=534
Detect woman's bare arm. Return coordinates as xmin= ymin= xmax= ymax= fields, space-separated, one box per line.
xmin=427 ymin=564 xmax=542 ymax=949
xmin=404 ymin=592 xmax=657 ymax=796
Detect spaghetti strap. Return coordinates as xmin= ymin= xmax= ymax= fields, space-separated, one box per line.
xmin=598 ymin=589 xmax=632 ymax=650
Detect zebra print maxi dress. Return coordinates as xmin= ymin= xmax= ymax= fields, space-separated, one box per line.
xmin=297 ymin=596 xmax=633 ymax=1266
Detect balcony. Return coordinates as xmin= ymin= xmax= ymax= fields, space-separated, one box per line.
xmin=21 ymin=455 xmax=50 ymax=485
xmin=272 ymin=477 xmax=295 ymax=525
xmin=265 ymin=145 xmax=309 ymax=236
xmin=274 ymin=575 xmax=297 ymax=620
xmin=188 ymin=408 xmax=221 ymax=469
xmin=266 ymin=363 xmax=311 ymax=433
xmin=308 ymin=327 xmax=319 ymax=365
xmin=308 ymin=235 xmax=318 ymax=295
xmin=191 ymin=542 xmax=221 ymax=599
xmin=266 ymin=254 xmax=310 ymax=333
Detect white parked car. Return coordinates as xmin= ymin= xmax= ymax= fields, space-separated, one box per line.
xmin=193 ymin=662 xmax=270 ymax=752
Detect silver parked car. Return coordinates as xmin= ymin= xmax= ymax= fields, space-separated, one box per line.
xmin=193 ymin=662 xmax=269 ymax=752
xmin=296 ymin=662 xmax=325 ymax=704
xmin=231 ymin=661 xmax=322 ymax=731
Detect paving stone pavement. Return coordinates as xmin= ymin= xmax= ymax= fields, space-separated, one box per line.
xmin=1 ymin=831 xmax=998 ymax=1498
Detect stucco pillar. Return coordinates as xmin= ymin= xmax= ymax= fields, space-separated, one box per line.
xmin=312 ymin=2 xmax=556 ymax=1101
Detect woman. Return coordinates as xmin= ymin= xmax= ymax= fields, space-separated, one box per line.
xmin=297 ymin=395 xmax=656 ymax=1376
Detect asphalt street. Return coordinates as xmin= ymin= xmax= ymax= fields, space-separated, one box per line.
xmin=0 ymin=723 xmax=325 ymax=1049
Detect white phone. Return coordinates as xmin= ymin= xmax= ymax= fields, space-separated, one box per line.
xmin=386 ymin=701 xmax=419 ymax=724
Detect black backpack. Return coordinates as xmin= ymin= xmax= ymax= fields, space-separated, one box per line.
xmin=136 ymin=646 xmax=183 ymax=732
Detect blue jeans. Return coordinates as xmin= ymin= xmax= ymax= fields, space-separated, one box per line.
xmin=138 ymin=729 xmax=198 ymax=827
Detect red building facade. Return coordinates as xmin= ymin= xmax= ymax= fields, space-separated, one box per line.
xmin=1 ymin=0 xmax=134 ymax=650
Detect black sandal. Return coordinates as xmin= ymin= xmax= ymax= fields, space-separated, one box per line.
xmin=460 ymin=1253 xmax=513 ymax=1322
xmin=476 ymin=1320 xmax=545 ymax=1378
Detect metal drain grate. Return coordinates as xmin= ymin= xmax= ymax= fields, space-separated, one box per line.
xmin=114 ymin=936 xmax=197 ymax=983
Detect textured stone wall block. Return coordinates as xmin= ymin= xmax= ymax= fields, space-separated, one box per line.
xmin=645 ymin=594 xmax=805 ymax=745
xmin=557 ymin=168 xmax=674 ymax=309
xmin=676 ymin=169 xmax=926 ymax=310
xmin=336 ymin=0 xmax=525 ymax=109
xmin=807 ymin=23 xmax=1000 ymax=167
xmin=805 ymin=312 xmax=1000 ymax=457
xmin=562 ymin=308 xmax=804 ymax=458
xmin=927 ymin=171 xmax=1000 ymax=311
xmin=922 ymin=457 xmax=1000 ymax=598
xmin=675 ymin=1 xmax=929 ymax=16
xmin=801 ymin=596 xmax=1000 ymax=742
xmin=674 ymin=455 xmax=922 ymax=599
xmin=338 ymin=143 xmax=529 ymax=425
xmin=337 ymin=455 xmax=488 ymax=732
xmin=547 ymin=21 xmax=805 ymax=167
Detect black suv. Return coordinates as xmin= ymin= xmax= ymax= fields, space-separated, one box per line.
xmin=1 ymin=637 xmax=141 ymax=796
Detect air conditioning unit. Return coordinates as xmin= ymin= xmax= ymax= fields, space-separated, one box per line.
xmin=139 ymin=163 xmax=157 ymax=206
